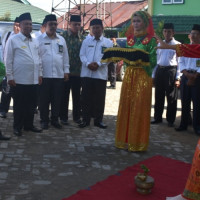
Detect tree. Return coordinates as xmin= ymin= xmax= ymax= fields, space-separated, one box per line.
xmin=0 ymin=12 xmax=11 ymax=21
xmin=155 ymin=20 xmax=164 ymax=39
xmin=119 ymin=25 xmax=129 ymax=38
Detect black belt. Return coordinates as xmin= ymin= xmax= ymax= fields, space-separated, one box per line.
xmin=158 ymin=65 xmax=177 ymax=69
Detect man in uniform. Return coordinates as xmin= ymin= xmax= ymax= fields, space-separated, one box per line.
xmin=175 ymin=24 xmax=200 ymax=135
xmin=60 ymin=15 xmax=84 ymax=125
xmin=5 ymin=12 xmax=42 ymax=136
xmin=38 ymin=14 xmax=69 ymax=130
xmin=0 ymin=17 xmax=20 ymax=118
xmin=31 ymin=18 xmax=46 ymax=114
xmin=151 ymin=23 xmax=180 ymax=127
xmin=79 ymin=18 xmax=113 ymax=128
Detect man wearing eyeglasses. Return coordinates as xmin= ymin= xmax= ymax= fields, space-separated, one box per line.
xmin=38 ymin=14 xmax=70 ymax=130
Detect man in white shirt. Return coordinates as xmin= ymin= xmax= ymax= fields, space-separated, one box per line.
xmin=2 ymin=17 xmax=20 ymax=62
xmin=31 ymin=18 xmax=46 ymax=39
xmin=0 ymin=17 xmax=20 ymax=119
xmin=5 ymin=12 xmax=42 ymax=136
xmin=38 ymin=14 xmax=69 ymax=130
xmin=175 ymin=24 xmax=200 ymax=135
xmin=79 ymin=18 xmax=113 ymax=128
xmin=31 ymin=18 xmax=46 ymax=115
xmin=151 ymin=23 xmax=180 ymax=127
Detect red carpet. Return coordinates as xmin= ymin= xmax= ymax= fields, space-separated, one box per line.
xmin=62 ymin=156 xmax=191 ymax=200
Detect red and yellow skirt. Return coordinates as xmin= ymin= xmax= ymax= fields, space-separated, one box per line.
xmin=182 ymin=139 xmax=200 ymax=200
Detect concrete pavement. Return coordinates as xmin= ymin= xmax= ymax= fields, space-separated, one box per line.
xmin=0 ymin=82 xmax=198 ymax=200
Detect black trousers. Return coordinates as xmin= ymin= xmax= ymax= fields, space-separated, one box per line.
xmin=35 ymin=85 xmax=40 ymax=110
xmin=81 ymin=77 xmax=106 ymax=124
xmin=0 ymin=77 xmax=11 ymax=113
xmin=40 ymin=78 xmax=64 ymax=123
xmin=60 ymin=76 xmax=81 ymax=121
xmin=108 ymin=62 xmax=116 ymax=87
xmin=179 ymin=74 xmax=200 ymax=131
xmin=10 ymin=84 xmax=37 ymax=130
xmin=0 ymin=91 xmax=11 ymax=113
xmin=154 ymin=66 xmax=178 ymax=123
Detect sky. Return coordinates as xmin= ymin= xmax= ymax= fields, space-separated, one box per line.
xmin=28 ymin=0 xmax=59 ymax=13
xmin=28 ymin=0 xmax=138 ymax=13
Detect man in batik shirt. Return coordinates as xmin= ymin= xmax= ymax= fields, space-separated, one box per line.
xmin=60 ymin=15 xmax=84 ymax=125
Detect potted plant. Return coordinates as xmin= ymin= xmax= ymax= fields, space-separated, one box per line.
xmin=134 ymin=164 xmax=155 ymax=195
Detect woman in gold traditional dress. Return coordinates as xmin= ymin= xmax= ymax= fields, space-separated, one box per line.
xmin=115 ymin=11 xmax=157 ymax=152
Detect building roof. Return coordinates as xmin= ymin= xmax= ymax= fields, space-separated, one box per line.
xmin=0 ymin=0 xmax=49 ymax=23
xmin=152 ymin=15 xmax=200 ymax=34
xmin=57 ymin=0 xmax=148 ymax=30
xmin=15 ymin=0 xmax=30 ymax=4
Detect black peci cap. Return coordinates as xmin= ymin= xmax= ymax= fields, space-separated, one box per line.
xmin=70 ymin=15 xmax=81 ymax=22
xmin=14 ymin=17 xmax=20 ymax=23
xmin=19 ymin=12 xmax=32 ymax=22
xmin=192 ymin=24 xmax=200 ymax=32
xmin=163 ymin=23 xmax=174 ymax=30
xmin=44 ymin=14 xmax=57 ymax=23
xmin=89 ymin=18 xmax=103 ymax=26
xmin=42 ymin=18 xmax=47 ymax=26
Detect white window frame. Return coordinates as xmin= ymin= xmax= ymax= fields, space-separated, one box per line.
xmin=173 ymin=0 xmax=184 ymax=4
xmin=162 ymin=0 xmax=172 ymax=4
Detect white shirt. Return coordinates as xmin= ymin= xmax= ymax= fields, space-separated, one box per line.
xmin=85 ymin=33 xmax=93 ymax=39
xmin=178 ymin=56 xmax=200 ymax=73
xmin=31 ymin=30 xmax=42 ymax=39
xmin=80 ymin=35 xmax=113 ymax=80
xmin=38 ymin=33 xmax=70 ymax=78
xmin=152 ymin=38 xmax=181 ymax=79
xmin=2 ymin=31 xmax=15 ymax=63
xmin=5 ymin=32 xmax=42 ymax=85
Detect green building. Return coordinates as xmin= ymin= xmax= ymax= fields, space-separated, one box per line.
xmin=149 ymin=0 xmax=200 ymax=43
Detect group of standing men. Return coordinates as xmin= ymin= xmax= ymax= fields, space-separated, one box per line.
xmin=151 ymin=23 xmax=200 ymax=136
xmin=2 ymin=12 xmax=199 ymax=140
xmin=0 ymin=12 xmax=113 ymax=139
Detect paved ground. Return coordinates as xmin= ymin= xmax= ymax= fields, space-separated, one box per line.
xmin=0 ymin=82 xmax=198 ymax=200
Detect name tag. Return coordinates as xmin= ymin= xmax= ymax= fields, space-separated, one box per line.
xmin=44 ymin=43 xmax=50 ymax=45
xmin=21 ymin=46 xmax=27 ymax=49
xmin=58 ymin=45 xmax=63 ymax=53
xmin=101 ymin=46 xmax=107 ymax=54
xmin=196 ymin=60 xmax=200 ymax=67
xmin=88 ymin=45 xmax=94 ymax=47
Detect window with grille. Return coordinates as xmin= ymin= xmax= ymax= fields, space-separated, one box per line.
xmin=173 ymin=0 xmax=184 ymax=3
xmin=162 ymin=0 xmax=172 ymax=4
xmin=162 ymin=0 xmax=184 ymax=4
